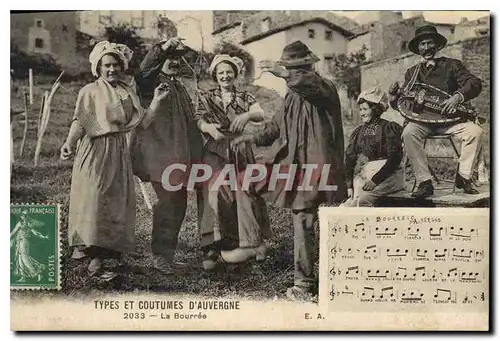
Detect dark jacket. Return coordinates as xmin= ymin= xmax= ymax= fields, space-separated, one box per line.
xmin=345 ymin=118 xmax=403 ymax=188
xmin=253 ymin=70 xmax=347 ymax=209
xmin=130 ymin=43 xmax=203 ymax=183
xmin=390 ymin=56 xmax=482 ymax=110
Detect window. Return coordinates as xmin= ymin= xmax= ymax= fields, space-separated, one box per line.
xmin=131 ymin=11 xmax=144 ymax=28
xmin=35 ymin=38 xmax=44 ymax=48
xmin=325 ymin=30 xmax=333 ymax=41
xmin=261 ymin=17 xmax=270 ymax=32
xmin=308 ymin=29 xmax=315 ymax=39
xmin=35 ymin=19 xmax=43 ymax=28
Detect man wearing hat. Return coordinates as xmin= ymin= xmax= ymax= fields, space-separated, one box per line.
xmin=131 ymin=37 xmax=204 ymax=273
xmin=389 ymin=24 xmax=483 ymax=198
xmin=231 ymin=41 xmax=347 ymax=300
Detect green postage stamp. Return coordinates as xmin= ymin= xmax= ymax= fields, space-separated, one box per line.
xmin=10 ymin=204 xmax=61 ymax=290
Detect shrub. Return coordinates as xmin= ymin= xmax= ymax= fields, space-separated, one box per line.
xmin=10 ymin=42 xmax=62 ymax=79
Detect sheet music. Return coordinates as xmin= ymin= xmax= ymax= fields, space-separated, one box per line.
xmin=321 ymin=208 xmax=489 ymax=313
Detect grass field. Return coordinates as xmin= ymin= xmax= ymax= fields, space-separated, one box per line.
xmin=10 ymin=75 xmax=490 ymax=299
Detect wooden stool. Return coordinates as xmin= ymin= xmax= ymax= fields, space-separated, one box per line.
xmin=403 ymin=134 xmax=461 ymax=193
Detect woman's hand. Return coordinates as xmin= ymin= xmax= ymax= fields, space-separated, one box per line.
xmin=362 ymin=180 xmax=377 ymax=191
xmin=229 ymin=113 xmax=250 ymax=133
xmin=153 ymin=83 xmax=170 ymax=102
xmin=60 ymin=142 xmax=75 ymax=160
xmin=204 ymin=123 xmax=225 ymax=141
xmin=347 ymin=188 xmax=354 ymax=199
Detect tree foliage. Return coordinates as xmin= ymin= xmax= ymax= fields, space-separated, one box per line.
xmin=328 ymin=45 xmax=368 ymax=98
xmin=10 ymin=42 xmax=62 ymax=79
xmin=97 ymin=24 xmax=147 ymax=74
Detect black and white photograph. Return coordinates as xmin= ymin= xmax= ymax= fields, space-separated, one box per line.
xmin=9 ymin=9 xmax=490 ymax=331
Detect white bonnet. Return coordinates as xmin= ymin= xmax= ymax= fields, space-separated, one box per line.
xmin=89 ymin=41 xmax=134 ymax=77
xmin=209 ymin=54 xmax=244 ymax=79
xmin=357 ymin=87 xmax=389 ymax=111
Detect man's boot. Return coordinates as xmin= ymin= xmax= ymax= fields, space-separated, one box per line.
xmin=455 ymin=174 xmax=480 ymax=194
xmin=411 ymin=179 xmax=434 ymax=198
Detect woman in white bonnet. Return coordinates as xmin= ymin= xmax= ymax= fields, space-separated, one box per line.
xmin=60 ymin=41 xmax=169 ymax=279
xmin=195 ymin=54 xmax=271 ymax=269
xmin=343 ymin=87 xmax=405 ymax=207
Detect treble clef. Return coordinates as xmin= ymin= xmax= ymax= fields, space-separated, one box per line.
xmin=330 ymin=285 xmax=335 ymax=301
xmin=330 ymin=246 xmax=337 ymax=258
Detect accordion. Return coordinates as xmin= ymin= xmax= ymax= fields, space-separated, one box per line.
xmin=397 ymin=83 xmax=486 ymax=125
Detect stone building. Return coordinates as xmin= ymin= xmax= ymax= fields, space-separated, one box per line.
xmin=10 ymin=11 xmax=85 ymax=74
xmin=212 ymin=10 xmax=360 ymax=97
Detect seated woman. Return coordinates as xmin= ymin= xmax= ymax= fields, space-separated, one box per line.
xmin=60 ymin=41 xmax=169 ymax=279
xmin=343 ymin=87 xmax=405 ymax=207
xmin=195 ymin=54 xmax=271 ymax=269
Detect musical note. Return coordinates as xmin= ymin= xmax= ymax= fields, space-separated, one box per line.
xmin=475 ymin=250 xmax=485 ymax=259
xmin=449 ymin=226 xmax=477 ymax=238
xmin=375 ymin=226 xmax=398 ymax=236
xmin=413 ymin=266 xmax=426 ymax=278
xmin=386 ymin=248 xmax=409 ymax=257
xmin=346 ymin=266 xmax=360 ymax=276
xmin=452 ymin=248 xmax=473 ymax=258
xmin=401 ymin=289 xmax=424 ymax=301
xmin=431 ymin=269 xmax=442 ymax=280
xmin=434 ymin=248 xmax=448 ymax=258
xmin=447 ymin=267 xmax=458 ymax=278
xmin=396 ymin=266 xmax=407 ymax=278
xmin=380 ymin=286 xmax=395 ymax=299
xmin=429 ymin=227 xmax=445 ymax=237
xmin=344 ymin=224 xmax=349 ymax=234
xmin=460 ymin=271 xmax=480 ymax=281
xmin=416 ymin=248 xmax=428 ymax=258
xmin=406 ymin=226 xmax=420 ymax=236
xmin=353 ymin=222 xmax=367 ymax=235
xmin=463 ymin=292 xmax=469 ymax=303
xmin=364 ymin=245 xmax=378 ymax=256
xmin=341 ymin=285 xmax=355 ymax=296
xmin=434 ymin=288 xmax=453 ymax=301
xmin=361 ymin=286 xmax=375 ymax=299
xmin=367 ymin=269 xmax=390 ymax=279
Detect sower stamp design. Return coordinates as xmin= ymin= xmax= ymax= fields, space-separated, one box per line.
xmin=10 ymin=204 xmax=61 ymax=290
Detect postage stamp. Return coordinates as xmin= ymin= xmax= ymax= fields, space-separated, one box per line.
xmin=10 ymin=204 xmax=61 ymax=290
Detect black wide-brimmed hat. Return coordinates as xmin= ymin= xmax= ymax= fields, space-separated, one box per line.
xmin=408 ymin=25 xmax=448 ymax=55
xmin=278 ymin=40 xmax=320 ymax=67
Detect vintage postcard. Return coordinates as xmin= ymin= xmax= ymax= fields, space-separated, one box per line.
xmin=10 ymin=10 xmax=490 ymax=331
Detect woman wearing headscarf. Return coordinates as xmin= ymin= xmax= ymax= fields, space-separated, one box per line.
xmin=342 ymin=87 xmax=405 ymax=207
xmin=195 ymin=54 xmax=271 ymax=270
xmin=60 ymin=41 xmax=169 ymax=279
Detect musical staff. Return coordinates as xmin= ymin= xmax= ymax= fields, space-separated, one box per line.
xmin=327 ymin=264 xmax=486 ymax=282
xmin=325 ymin=210 xmax=489 ymax=313
xmin=329 ymin=283 xmax=486 ymax=304
xmin=329 ymin=220 xmax=482 ymax=240
xmin=330 ymin=244 xmax=486 ymax=261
